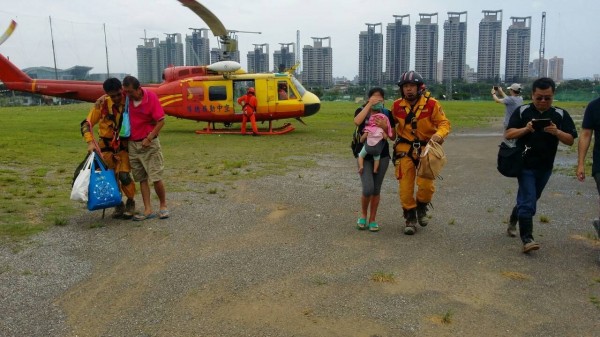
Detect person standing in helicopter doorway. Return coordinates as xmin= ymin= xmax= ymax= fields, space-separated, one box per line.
xmin=237 ymin=87 xmax=259 ymax=135
xmin=391 ymin=71 xmax=451 ymax=235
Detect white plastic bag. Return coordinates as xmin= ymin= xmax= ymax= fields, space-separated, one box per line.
xmin=70 ymin=152 xmax=94 ymax=202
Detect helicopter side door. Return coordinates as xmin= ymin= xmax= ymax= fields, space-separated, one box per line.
xmin=181 ymin=79 xmax=238 ymax=120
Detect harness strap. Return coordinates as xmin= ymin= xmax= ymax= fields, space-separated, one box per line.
xmin=394 ymin=96 xmax=431 ymax=166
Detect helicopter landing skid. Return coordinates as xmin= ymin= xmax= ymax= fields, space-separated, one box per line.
xmin=195 ymin=122 xmax=295 ymax=135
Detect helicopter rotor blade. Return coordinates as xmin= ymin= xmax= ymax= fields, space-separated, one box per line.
xmin=0 ymin=20 xmax=17 ymax=47
xmin=177 ymin=0 xmax=227 ymax=38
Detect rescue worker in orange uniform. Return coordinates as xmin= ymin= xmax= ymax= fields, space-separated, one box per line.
xmin=237 ymin=87 xmax=259 ymax=135
xmin=391 ymin=71 xmax=450 ymax=235
xmin=81 ymin=78 xmax=136 ymax=219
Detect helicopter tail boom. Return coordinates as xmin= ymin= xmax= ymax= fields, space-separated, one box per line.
xmin=0 ymin=53 xmax=105 ymax=102
xmin=0 ymin=53 xmax=32 ymax=85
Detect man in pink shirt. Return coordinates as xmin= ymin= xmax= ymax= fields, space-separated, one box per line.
xmin=122 ymin=75 xmax=169 ymax=221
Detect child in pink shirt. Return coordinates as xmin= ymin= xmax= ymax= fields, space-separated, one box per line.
xmin=358 ymin=111 xmax=393 ymax=174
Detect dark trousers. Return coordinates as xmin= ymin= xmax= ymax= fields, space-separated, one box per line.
xmin=516 ymin=168 xmax=552 ymax=243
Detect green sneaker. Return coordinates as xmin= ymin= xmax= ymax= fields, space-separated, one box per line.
xmin=368 ymin=222 xmax=380 ymax=232
xmin=356 ymin=218 xmax=367 ymax=230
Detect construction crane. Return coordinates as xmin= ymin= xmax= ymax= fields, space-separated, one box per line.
xmin=539 ymin=12 xmax=546 ymax=77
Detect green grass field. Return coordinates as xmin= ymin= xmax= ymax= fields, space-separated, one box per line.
xmin=0 ymin=100 xmax=589 ymax=241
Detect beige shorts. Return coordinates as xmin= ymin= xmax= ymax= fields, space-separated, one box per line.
xmin=128 ymin=138 xmax=164 ymax=183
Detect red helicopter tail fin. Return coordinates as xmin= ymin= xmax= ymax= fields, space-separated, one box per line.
xmin=0 ymin=53 xmax=32 ymax=85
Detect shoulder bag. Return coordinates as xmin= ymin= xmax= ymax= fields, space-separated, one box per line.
xmin=87 ymin=153 xmax=122 ymax=211
xmin=417 ymin=140 xmax=447 ymax=180
xmin=497 ymin=141 xmax=525 ymax=178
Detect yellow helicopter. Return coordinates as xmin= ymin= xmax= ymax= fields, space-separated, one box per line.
xmin=0 ymin=0 xmax=321 ymax=135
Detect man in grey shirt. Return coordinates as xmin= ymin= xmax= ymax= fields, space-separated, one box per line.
xmin=492 ymin=83 xmax=524 ymax=238
xmin=492 ymin=83 xmax=524 ymax=128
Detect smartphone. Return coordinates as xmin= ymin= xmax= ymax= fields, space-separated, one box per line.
xmin=532 ymin=118 xmax=551 ymax=131
xmin=493 ymin=86 xmax=499 ymax=91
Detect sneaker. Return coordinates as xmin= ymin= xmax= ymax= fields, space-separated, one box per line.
xmin=522 ymin=241 xmax=540 ymax=253
xmin=123 ymin=199 xmax=135 ymax=219
xmin=507 ymin=212 xmax=518 ymax=237
xmin=112 ymin=202 xmax=125 ymax=219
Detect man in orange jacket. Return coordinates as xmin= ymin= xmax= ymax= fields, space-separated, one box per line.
xmin=391 ymin=71 xmax=451 ymax=235
xmin=81 ymin=78 xmax=136 ymax=219
xmin=237 ymin=87 xmax=259 ymax=135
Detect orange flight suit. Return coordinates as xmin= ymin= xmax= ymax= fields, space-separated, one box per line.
xmin=81 ymin=97 xmax=136 ymax=200
xmin=391 ymin=93 xmax=450 ymax=211
xmin=237 ymin=93 xmax=258 ymax=135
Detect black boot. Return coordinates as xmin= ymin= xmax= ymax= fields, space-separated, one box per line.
xmin=123 ymin=199 xmax=136 ymax=219
xmin=416 ymin=201 xmax=430 ymax=227
xmin=403 ymin=209 xmax=417 ymax=235
xmin=112 ymin=202 xmax=125 ymax=219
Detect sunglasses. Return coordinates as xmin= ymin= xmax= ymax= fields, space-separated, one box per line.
xmin=533 ymin=95 xmax=553 ymax=101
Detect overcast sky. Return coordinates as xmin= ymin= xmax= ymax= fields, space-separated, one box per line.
xmin=0 ymin=0 xmax=595 ymax=81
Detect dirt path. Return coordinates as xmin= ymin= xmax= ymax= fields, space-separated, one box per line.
xmin=1 ymin=128 xmax=599 ymax=337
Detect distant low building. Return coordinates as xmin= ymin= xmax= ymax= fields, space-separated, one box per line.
xmin=88 ymin=73 xmax=129 ymax=82
xmin=23 ymin=65 xmax=92 ymax=80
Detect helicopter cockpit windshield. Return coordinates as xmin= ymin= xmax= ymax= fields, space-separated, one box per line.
xmin=290 ymin=77 xmax=306 ymax=97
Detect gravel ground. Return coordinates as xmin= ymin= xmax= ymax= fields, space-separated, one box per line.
xmin=1 ymin=128 xmax=599 ymax=337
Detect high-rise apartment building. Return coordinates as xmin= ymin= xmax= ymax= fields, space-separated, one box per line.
xmin=159 ymin=33 xmax=184 ymax=70
xmin=302 ymin=37 xmax=333 ymax=87
xmin=530 ymin=58 xmax=548 ymax=78
xmin=442 ymin=11 xmax=467 ymax=83
xmin=477 ymin=10 xmax=502 ymax=82
xmin=505 ymin=16 xmax=531 ymax=83
xmin=247 ymin=44 xmax=270 ymax=73
xmin=358 ymin=23 xmax=383 ymax=86
xmin=136 ymin=38 xmax=161 ymax=84
xmin=548 ymin=56 xmax=564 ymax=82
xmin=385 ymin=15 xmax=411 ymax=84
xmin=273 ymin=43 xmax=295 ymax=73
xmin=415 ymin=13 xmax=439 ymax=83
xmin=185 ymin=29 xmax=210 ymax=66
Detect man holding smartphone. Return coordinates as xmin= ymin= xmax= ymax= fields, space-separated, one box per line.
xmin=504 ymin=77 xmax=578 ymax=254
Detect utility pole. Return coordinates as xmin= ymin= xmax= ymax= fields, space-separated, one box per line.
xmin=103 ymin=23 xmax=110 ymax=77
xmin=49 ymin=16 xmax=58 ymax=80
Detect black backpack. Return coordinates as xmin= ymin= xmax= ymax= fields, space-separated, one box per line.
xmin=350 ymin=121 xmax=365 ymax=158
